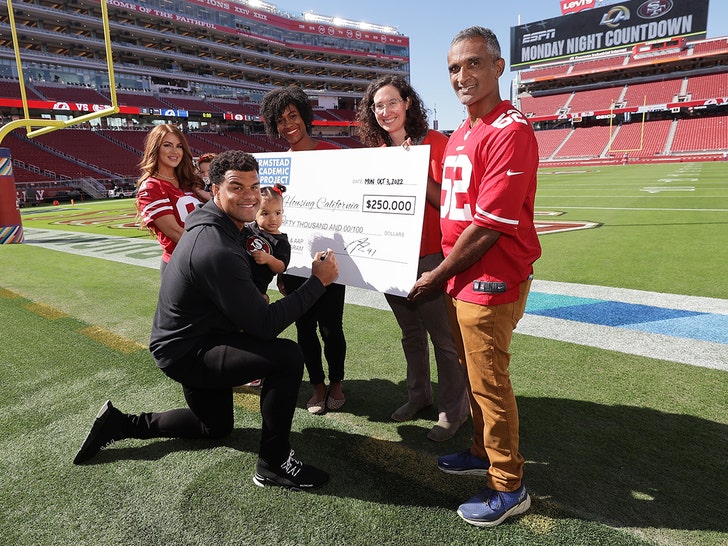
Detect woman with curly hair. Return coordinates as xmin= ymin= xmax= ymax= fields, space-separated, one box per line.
xmin=260 ymin=86 xmax=347 ymax=415
xmin=356 ymin=76 xmax=469 ymax=442
xmin=260 ymin=85 xmax=336 ymax=152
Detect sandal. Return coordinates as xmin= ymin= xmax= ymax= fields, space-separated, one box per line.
xmin=326 ymin=394 xmax=346 ymax=411
xmin=307 ymin=383 xmax=327 ymax=415
xmin=307 ymin=395 xmax=326 ymax=415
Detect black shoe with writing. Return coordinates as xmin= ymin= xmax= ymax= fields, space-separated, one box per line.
xmin=73 ymin=400 xmax=125 ymax=464
xmin=253 ymin=450 xmax=329 ymax=491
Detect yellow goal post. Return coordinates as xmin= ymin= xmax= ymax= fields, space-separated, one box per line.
xmin=0 ymin=0 xmax=119 ymax=144
xmin=608 ymin=96 xmax=648 ymax=155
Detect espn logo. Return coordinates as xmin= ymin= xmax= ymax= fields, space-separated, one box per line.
xmin=561 ymin=0 xmax=594 ymax=15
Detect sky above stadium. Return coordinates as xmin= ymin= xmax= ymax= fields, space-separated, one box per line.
xmin=274 ymin=0 xmax=726 ymax=131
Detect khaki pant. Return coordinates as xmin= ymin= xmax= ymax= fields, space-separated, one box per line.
xmin=446 ymin=278 xmax=532 ymax=492
xmin=385 ymin=253 xmax=469 ymax=423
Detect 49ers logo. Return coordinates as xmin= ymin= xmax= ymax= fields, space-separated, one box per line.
xmin=244 ymin=234 xmax=272 ymax=256
xmin=637 ymin=0 xmax=673 ymax=19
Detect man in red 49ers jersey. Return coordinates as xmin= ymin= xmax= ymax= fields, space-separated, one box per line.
xmin=409 ymin=26 xmax=541 ymax=528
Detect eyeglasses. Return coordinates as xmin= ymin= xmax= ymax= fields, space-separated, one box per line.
xmin=370 ymin=98 xmax=404 ymax=114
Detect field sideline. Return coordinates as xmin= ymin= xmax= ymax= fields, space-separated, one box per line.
xmin=18 ymin=226 xmax=728 ymax=371
xmin=1 ymin=162 xmax=726 ymax=546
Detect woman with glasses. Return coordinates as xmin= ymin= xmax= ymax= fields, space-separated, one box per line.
xmin=356 ymin=76 xmax=469 ymax=442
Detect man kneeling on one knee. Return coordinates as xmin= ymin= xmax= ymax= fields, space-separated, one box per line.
xmin=74 ymin=150 xmax=338 ymax=492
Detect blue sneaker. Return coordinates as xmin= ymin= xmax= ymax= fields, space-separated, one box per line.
xmin=437 ymin=449 xmax=490 ymax=476
xmin=457 ymin=484 xmax=531 ymax=527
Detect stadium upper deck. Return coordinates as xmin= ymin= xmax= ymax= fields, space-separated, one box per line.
xmin=511 ymin=1 xmax=727 ymax=128
xmin=0 ymin=0 xmax=409 ymax=120
xmin=514 ymin=35 xmax=728 ymax=127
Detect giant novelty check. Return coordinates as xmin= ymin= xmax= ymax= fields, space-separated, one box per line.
xmin=253 ymin=145 xmax=431 ymax=296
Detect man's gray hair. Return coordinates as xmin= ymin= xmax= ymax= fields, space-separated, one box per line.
xmin=451 ymin=26 xmax=502 ymax=60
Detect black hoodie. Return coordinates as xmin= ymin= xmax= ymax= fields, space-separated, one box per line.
xmin=150 ymin=198 xmax=325 ymax=369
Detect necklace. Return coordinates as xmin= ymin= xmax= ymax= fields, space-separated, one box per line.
xmin=391 ymin=132 xmax=408 ymax=147
xmin=154 ymin=171 xmax=177 ymax=182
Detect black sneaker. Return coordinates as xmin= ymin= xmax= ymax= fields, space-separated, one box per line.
xmin=253 ymin=450 xmax=329 ymax=491
xmin=73 ymin=400 xmax=123 ymax=464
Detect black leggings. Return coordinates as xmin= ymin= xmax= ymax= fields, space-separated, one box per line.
xmin=282 ymin=276 xmax=346 ymax=385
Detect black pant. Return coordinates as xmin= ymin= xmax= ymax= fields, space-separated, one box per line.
xmin=136 ymin=333 xmax=304 ymax=465
xmin=281 ymin=275 xmax=346 ymax=385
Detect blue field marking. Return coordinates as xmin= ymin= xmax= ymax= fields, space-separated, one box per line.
xmin=522 ymin=293 xmax=602 ymax=312
xmin=625 ymin=313 xmax=728 ymax=344
xmin=527 ymin=299 xmax=704 ymax=326
xmin=526 ymin=293 xmax=727 ymax=345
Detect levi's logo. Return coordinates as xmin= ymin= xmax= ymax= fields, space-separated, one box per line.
xmin=561 ymin=0 xmax=594 ymax=15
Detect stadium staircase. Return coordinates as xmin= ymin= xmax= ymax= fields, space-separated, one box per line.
xmin=548 ymin=130 xmax=573 ymax=160
xmin=663 ymin=121 xmax=679 ymax=155
xmin=73 ymin=177 xmax=108 ymax=199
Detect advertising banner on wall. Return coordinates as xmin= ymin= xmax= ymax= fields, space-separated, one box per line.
xmin=561 ymin=0 xmax=596 ymax=16
xmin=512 ymin=0 xmax=709 ymax=70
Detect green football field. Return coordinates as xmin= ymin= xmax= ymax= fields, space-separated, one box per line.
xmin=535 ymin=161 xmax=727 ymax=299
xmin=1 ymin=161 xmax=726 ymax=545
